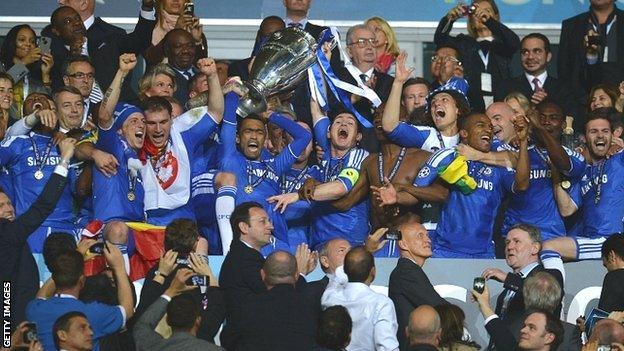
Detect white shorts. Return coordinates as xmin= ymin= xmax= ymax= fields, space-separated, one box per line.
xmin=574 ymin=237 xmax=607 ymax=260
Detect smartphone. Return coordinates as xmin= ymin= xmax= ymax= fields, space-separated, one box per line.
xmin=23 ymin=323 xmax=38 ymax=343
xmin=461 ymin=4 xmax=476 ymax=16
xmin=89 ymin=242 xmax=105 ymax=255
xmin=383 ymin=229 xmax=402 ymax=241
xmin=191 ymin=275 xmax=208 ymax=287
xmin=40 ymin=36 xmax=52 ymax=55
xmin=184 ymin=2 xmax=194 ymax=16
xmin=7 ymin=63 xmax=28 ymax=82
xmin=473 ymin=277 xmax=485 ymax=294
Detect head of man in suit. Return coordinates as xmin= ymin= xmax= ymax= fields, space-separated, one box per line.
xmin=0 ymin=188 xmax=15 ymax=221
xmin=590 ymin=0 xmax=615 ymax=12
xmin=62 ymin=55 xmax=95 ymax=99
xmin=523 ymin=272 xmax=563 ymax=315
xmin=406 ymin=305 xmax=441 ymax=348
xmin=346 ymin=25 xmax=377 ymax=74
xmin=316 ymin=305 xmax=352 ymax=350
xmin=57 ymin=0 xmax=95 ymax=23
xmin=261 ymin=251 xmax=298 ymax=289
xmin=431 ymin=44 xmax=462 ymax=86
xmin=319 ymin=238 xmax=351 ymax=275
xmin=55 ymin=85 xmax=85 ymax=131
xmin=164 ymin=28 xmax=196 ymax=71
xmin=343 ymin=246 xmax=375 ymax=285
xmin=231 ymin=202 xmax=274 ymax=251
xmin=518 ymin=311 xmax=563 ymax=351
xmin=283 ymin=0 xmax=311 ymax=21
xmin=536 ymin=101 xmax=564 ymax=141
xmin=520 ymin=33 xmax=551 ymax=77
xmin=486 ymin=102 xmax=516 ymax=144
xmin=54 ymin=311 xmax=93 ymax=351
xmin=505 ymin=223 xmax=541 ymax=273
xmin=602 ymin=234 xmax=624 ymax=272
xmin=588 ymin=318 xmax=624 ymax=345
xmin=141 ymin=96 xmax=173 ymax=149
xmin=167 ymin=294 xmax=202 ymax=336
xmin=396 ymin=214 xmax=432 ymax=267
xmin=51 ymin=6 xmax=87 ymax=46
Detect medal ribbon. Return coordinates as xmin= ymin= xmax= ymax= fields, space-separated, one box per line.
xmin=29 ymin=135 xmax=54 ymax=174
xmin=281 ymin=166 xmax=309 ymax=194
xmin=378 ymin=147 xmax=406 ymax=184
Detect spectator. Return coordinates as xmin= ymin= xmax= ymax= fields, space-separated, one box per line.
xmin=365 ymin=17 xmax=400 ymax=75
xmin=0 ymin=25 xmax=53 ymax=121
xmin=137 ymin=63 xmax=177 ymax=101
xmin=435 ymin=304 xmax=480 ymax=351
xmin=42 ymin=232 xmax=78 ymax=275
xmin=586 ymin=318 xmax=624 ymax=347
xmin=315 ymin=305 xmax=352 ymax=351
xmin=26 ymin=242 xmax=133 ymax=351
xmin=53 ymin=311 xmax=94 ymax=351
xmin=435 ymin=0 xmax=520 ymax=112
xmin=133 ymin=268 xmax=223 ymax=351
xmin=322 ymin=246 xmax=399 ymax=350
xmin=588 ymin=84 xmax=620 ymax=112
xmin=60 ymin=55 xmax=99 ymax=126
xmin=505 ymin=91 xmax=532 ymax=118
xmin=3 ymin=321 xmax=45 ymax=350
xmin=599 ymin=234 xmax=624 ymax=312
xmin=401 ymin=77 xmax=431 ymax=119
xmin=0 ymin=73 xmax=14 ymax=139
xmin=238 ymin=251 xmax=316 ymax=350
xmin=0 ymin=137 xmax=75 ymax=329
xmin=429 ymin=44 xmax=464 ymax=90
xmin=389 ymin=217 xmax=448 ymax=350
xmin=486 ymin=101 xmax=517 ymax=144
xmin=405 ymin=305 xmax=441 ymax=351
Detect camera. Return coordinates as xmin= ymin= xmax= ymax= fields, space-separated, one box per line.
xmin=383 ymin=229 xmax=402 ymax=241
xmin=461 ymin=4 xmax=476 ymax=16
xmin=191 ymin=275 xmax=208 ymax=287
xmin=473 ymin=277 xmax=485 ymax=294
xmin=597 ymin=346 xmax=612 ymax=351
xmin=184 ymin=2 xmax=194 ymax=16
xmin=23 ymin=323 xmax=38 ymax=343
xmin=89 ymin=242 xmax=105 ymax=255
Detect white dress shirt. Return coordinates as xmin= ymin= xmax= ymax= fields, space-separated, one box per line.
xmin=524 ymin=71 xmax=548 ymax=91
xmin=322 ymin=282 xmax=399 ymax=351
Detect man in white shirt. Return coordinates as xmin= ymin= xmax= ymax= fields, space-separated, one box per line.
xmin=322 ymin=246 xmax=399 ymax=351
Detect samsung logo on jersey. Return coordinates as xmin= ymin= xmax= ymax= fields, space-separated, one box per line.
xmin=26 ymin=156 xmax=61 ymax=167
xmin=477 ymin=179 xmax=494 ymax=191
xmin=251 ymin=168 xmax=279 ymax=182
xmin=529 ymin=169 xmax=551 ymax=180
xmin=581 ymin=175 xmax=608 ymax=195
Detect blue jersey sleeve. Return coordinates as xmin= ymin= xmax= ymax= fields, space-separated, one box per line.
xmin=337 ymin=148 xmax=368 ymax=192
xmin=568 ymin=180 xmax=583 ymax=210
xmin=175 ymin=107 xmax=219 ymax=150
xmin=0 ymin=136 xmax=21 ymax=167
xmin=562 ymin=146 xmax=586 ymax=180
xmin=270 ymin=113 xmax=311 ymax=175
xmin=313 ymin=117 xmax=331 ymax=156
xmin=387 ymin=122 xmax=431 ymax=148
xmin=96 ymin=127 xmax=124 ymax=156
xmin=413 ymin=147 xmax=454 ymax=187
xmin=220 ymin=92 xmax=239 ymax=161
xmin=85 ymin=302 xmax=124 ymax=339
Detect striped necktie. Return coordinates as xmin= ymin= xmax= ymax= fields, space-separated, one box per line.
xmin=89 ymin=81 xmax=103 ymax=104
xmin=288 ymin=22 xmax=303 ymax=29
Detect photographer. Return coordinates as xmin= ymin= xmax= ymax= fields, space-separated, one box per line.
xmin=133 ymin=219 xmax=223 ymax=344
xmin=0 ymin=321 xmax=44 ymax=351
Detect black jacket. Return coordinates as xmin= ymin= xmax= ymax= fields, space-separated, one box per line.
xmin=0 ymin=171 xmax=68 ymax=329
xmin=598 ymin=269 xmax=624 ymax=312
xmin=389 ymin=258 xmax=448 ymax=351
xmin=238 ymin=284 xmax=316 ymax=351
xmin=485 ymin=314 xmax=581 ymax=351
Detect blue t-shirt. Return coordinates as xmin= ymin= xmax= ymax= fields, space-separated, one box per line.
xmin=502 ymin=145 xmax=585 ymax=240
xmin=26 ymin=296 xmax=124 ymax=351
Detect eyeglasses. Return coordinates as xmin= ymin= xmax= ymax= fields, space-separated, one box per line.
xmin=347 ymin=38 xmax=378 ymax=48
xmin=431 ymin=55 xmax=462 ymax=65
xmin=67 ymin=72 xmax=94 ymax=80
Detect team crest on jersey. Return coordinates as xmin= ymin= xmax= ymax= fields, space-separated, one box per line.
xmin=483 ymin=167 xmax=492 ymax=176
xmin=155 ymin=150 xmax=179 ymax=190
xmin=418 ymin=167 xmax=430 ymax=178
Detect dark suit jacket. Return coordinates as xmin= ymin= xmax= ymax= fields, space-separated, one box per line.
xmin=558 ymin=8 xmax=624 ymax=96
xmin=303 ymin=275 xmax=329 ymax=319
xmin=238 ymin=284 xmax=315 ymax=351
xmin=389 ymin=258 xmax=448 ymax=351
xmin=228 ymin=57 xmax=253 ymax=82
xmin=0 ymin=172 xmax=67 ymax=330
xmin=494 ymin=75 xmax=582 ymax=130
xmin=219 ymin=239 xmax=267 ymax=350
xmin=494 ymin=264 xmax=564 ymax=322
xmin=486 ymin=314 xmax=581 ymax=351
xmin=171 ymin=66 xmax=198 ymax=106
xmin=598 ymin=269 xmax=624 ymax=312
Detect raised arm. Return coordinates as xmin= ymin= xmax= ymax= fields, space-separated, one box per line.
xmin=99 ymin=54 xmax=137 ymax=130
xmin=331 ymin=155 xmax=372 ymax=211
xmin=513 ymin=117 xmax=530 ymax=192
xmin=197 ymin=57 xmax=224 ymax=122
xmin=104 ymin=241 xmax=135 ymax=320
xmin=527 ymin=110 xmax=575 ymax=175
xmin=382 ymin=52 xmax=413 ymax=133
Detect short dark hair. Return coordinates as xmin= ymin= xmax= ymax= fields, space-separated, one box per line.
xmin=163 ymin=28 xmax=193 ymax=59
xmin=536 ymin=100 xmax=563 ymax=119
xmin=50 ymin=6 xmax=72 ymax=29
xmin=508 ymin=223 xmax=542 ymax=244
xmin=188 ymin=72 xmax=207 ymax=93
xmin=522 ymin=33 xmax=551 ymax=53
xmin=0 ymin=72 xmax=14 ymax=86
xmin=402 ymin=77 xmax=430 ymax=97
xmin=164 ymin=218 xmax=199 ymax=254
xmin=236 ymin=114 xmax=266 ymax=134
xmin=435 ymin=42 xmax=461 ymax=60
xmin=166 ymin=294 xmax=200 ymax=330
xmin=230 ymin=202 xmax=264 ymax=239
xmin=53 ymin=311 xmax=87 ymax=349
xmin=0 ymin=25 xmax=36 ymax=69
xmin=343 ymin=246 xmax=374 ymax=283
xmin=585 ymin=107 xmax=615 ymax=132
xmin=527 ymin=310 xmax=564 ymax=350
xmin=62 ymin=55 xmax=94 ymax=77
xmin=43 ymin=232 xmax=77 ymax=272
xmin=316 ymin=305 xmax=352 ymax=350
xmin=51 ymin=249 xmax=85 ymax=289
xmin=141 ymin=96 xmax=173 ymax=116
xmin=328 ymin=108 xmax=362 ymax=133
xmin=602 ymin=234 xmax=624 ymax=261
xmin=80 ymin=272 xmax=118 ymax=305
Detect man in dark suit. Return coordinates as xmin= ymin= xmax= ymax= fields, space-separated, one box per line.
xmin=598 ymin=234 xmax=624 ymax=312
xmin=483 ymin=223 xmax=564 ymax=323
xmin=164 ymin=29 xmax=199 ymax=106
xmin=495 ymin=33 xmax=580 ymax=129
xmin=558 ymin=0 xmax=624 ymax=102
xmin=389 ymin=217 xmax=448 ymax=350
xmin=238 ymin=250 xmax=315 ymax=351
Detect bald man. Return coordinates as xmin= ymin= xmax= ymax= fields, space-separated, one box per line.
xmin=406 ymin=305 xmax=441 ymax=351
xmin=238 ymin=251 xmax=315 ymax=350
xmin=588 ymin=318 xmax=624 ymax=346
xmin=487 ymin=102 xmax=517 ymax=144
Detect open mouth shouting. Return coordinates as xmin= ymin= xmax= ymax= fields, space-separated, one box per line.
xmin=337 ymin=127 xmax=349 ymax=140
xmin=594 ymin=138 xmax=607 ymax=152
xmin=247 ymin=139 xmax=260 ymax=153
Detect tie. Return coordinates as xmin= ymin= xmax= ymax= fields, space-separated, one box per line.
xmin=89 ymin=81 xmax=103 ymax=104
xmin=532 ymin=77 xmax=540 ymax=92
xmin=182 ymin=70 xmax=193 ymax=81
xmin=359 ymin=74 xmax=368 ymax=84
xmin=288 ymin=22 xmax=303 ymax=29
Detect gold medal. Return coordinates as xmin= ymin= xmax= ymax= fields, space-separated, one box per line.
xmin=34 ymin=170 xmax=44 ymax=180
xmin=127 ymin=192 xmax=136 ymax=201
xmin=244 ymin=185 xmax=254 ymax=194
xmin=560 ymin=180 xmax=571 ymax=190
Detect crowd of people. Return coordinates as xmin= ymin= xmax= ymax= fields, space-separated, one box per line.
xmin=1 ymin=0 xmax=624 ymax=350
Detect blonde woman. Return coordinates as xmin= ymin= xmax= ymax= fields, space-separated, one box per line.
xmin=365 ymin=16 xmax=400 ymax=74
xmin=138 ymin=63 xmax=177 ymax=101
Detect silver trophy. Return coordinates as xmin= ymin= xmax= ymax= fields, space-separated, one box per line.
xmin=237 ymin=27 xmax=318 ymax=117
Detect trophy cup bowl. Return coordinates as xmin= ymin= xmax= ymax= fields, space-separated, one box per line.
xmin=237 ymin=27 xmax=318 ymax=117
